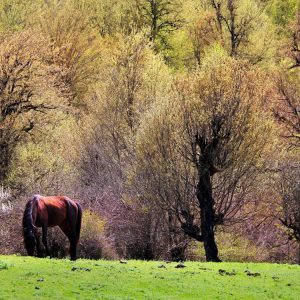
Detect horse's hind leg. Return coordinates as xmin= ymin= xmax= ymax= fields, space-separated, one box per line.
xmin=34 ymin=229 xmax=42 ymax=257
xmin=42 ymin=225 xmax=50 ymax=257
xmin=59 ymin=222 xmax=77 ymax=261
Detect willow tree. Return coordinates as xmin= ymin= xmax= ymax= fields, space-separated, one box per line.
xmin=136 ymin=50 xmax=274 ymax=261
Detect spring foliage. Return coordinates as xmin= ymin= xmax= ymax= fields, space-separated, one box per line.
xmin=0 ymin=0 xmax=300 ymax=262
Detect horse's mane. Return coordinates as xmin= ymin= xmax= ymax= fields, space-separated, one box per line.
xmin=22 ymin=195 xmax=39 ymax=238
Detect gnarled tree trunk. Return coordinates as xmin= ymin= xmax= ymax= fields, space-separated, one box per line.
xmin=197 ymin=170 xmax=220 ymax=262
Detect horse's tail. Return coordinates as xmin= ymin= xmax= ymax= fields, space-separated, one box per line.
xmin=75 ymin=202 xmax=82 ymax=242
xmin=22 ymin=195 xmax=38 ymax=236
xmin=22 ymin=195 xmax=39 ymax=255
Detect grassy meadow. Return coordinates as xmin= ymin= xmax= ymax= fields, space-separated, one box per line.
xmin=0 ymin=255 xmax=299 ymax=299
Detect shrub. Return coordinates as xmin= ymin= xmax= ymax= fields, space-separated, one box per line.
xmin=188 ymin=231 xmax=269 ymax=262
xmin=78 ymin=210 xmax=118 ymax=260
xmin=0 ymin=198 xmax=24 ymax=255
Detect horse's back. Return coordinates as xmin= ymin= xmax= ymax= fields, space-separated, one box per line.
xmin=36 ymin=196 xmax=70 ymax=227
xmin=42 ymin=196 xmax=69 ymax=209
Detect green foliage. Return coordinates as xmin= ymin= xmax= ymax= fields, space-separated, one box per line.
xmin=0 ymin=256 xmax=300 ymax=299
xmin=136 ymin=50 xmax=275 ymax=220
xmin=268 ymin=0 xmax=298 ymax=27
xmin=188 ymin=0 xmax=277 ymax=66
xmin=7 ymin=116 xmax=77 ymax=195
xmin=38 ymin=0 xmax=101 ymax=106
xmin=191 ymin=232 xmax=269 ymax=262
xmin=135 ymin=0 xmax=184 ymax=46
xmin=79 ymin=211 xmax=117 ymax=260
xmin=0 ymin=0 xmax=40 ymax=31
xmin=7 ymin=142 xmax=71 ymax=195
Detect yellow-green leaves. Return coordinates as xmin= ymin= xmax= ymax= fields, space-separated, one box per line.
xmin=136 ymin=53 xmax=275 ymax=221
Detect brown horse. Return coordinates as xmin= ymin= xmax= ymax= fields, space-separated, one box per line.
xmin=22 ymin=195 xmax=82 ymax=260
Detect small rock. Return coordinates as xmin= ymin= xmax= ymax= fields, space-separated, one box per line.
xmin=158 ymin=265 xmax=166 ymax=269
xmin=245 ymin=270 xmax=260 ymax=277
xmin=219 ymin=269 xmax=236 ymax=276
xmin=219 ymin=269 xmax=226 ymax=275
xmin=175 ymin=263 xmax=186 ymax=268
xmin=120 ymin=260 xmax=127 ymax=264
xmin=71 ymin=267 xmax=91 ymax=272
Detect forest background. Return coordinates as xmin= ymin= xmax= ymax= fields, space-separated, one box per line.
xmin=0 ymin=0 xmax=300 ymax=264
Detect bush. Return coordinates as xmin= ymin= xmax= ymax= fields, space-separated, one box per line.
xmin=188 ymin=231 xmax=269 ymax=262
xmin=0 ymin=195 xmax=25 ymax=255
xmin=78 ymin=210 xmax=118 ymax=259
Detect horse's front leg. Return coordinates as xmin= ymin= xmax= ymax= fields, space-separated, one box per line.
xmin=42 ymin=225 xmax=50 ymax=257
xmin=69 ymin=238 xmax=77 ymax=261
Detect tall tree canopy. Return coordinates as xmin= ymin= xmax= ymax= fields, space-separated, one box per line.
xmin=136 ymin=50 xmax=274 ymax=261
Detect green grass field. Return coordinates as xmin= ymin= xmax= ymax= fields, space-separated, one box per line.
xmin=0 ymin=255 xmax=299 ymax=299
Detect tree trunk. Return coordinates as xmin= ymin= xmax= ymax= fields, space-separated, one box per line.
xmin=196 ymin=170 xmax=221 ymax=262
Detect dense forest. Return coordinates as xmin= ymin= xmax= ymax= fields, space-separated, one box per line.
xmin=0 ymin=0 xmax=300 ymax=263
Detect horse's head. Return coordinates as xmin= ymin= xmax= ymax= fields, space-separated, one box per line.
xmin=24 ymin=231 xmax=36 ymax=256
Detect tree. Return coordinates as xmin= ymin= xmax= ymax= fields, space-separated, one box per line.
xmin=73 ymin=0 xmax=140 ymax=36
xmin=277 ymin=164 xmax=300 ymax=263
xmin=272 ymin=9 xmax=300 ymax=263
xmin=189 ymin=11 xmax=220 ymax=65
xmin=0 ymin=31 xmax=63 ymax=183
xmin=135 ymin=0 xmax=183 ymax=49
xmin=189 ymin=0 xmax=275 ymax=64
xmin=39 ymin=1 xmax=100 ymax=108
xmin=75 ymin=32 xmax=182 ymax=259
xmin=136 ymin=50 xmax=274 ymax=261
xmin=269 ymin=135 xmax=300 ymax=262
xmin=283 ymin=9 xmax=300 ymax=70
xmin=273 ymin=70 xmax=300 ymax=146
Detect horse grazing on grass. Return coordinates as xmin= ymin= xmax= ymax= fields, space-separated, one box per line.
xmin=22 ymin=195 xmax=82 ymax=261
